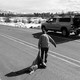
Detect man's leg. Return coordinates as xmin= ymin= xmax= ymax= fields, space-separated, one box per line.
xmin=41 ymin=48 xmax=45 ymax=62
xmin=45 ymin=48 xmax=49 ymax=63
xmin=41 ymin=48 xmax=47 ymax=68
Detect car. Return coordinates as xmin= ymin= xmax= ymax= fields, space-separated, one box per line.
xmin=41 ymin=16 xmax=80 ymax=36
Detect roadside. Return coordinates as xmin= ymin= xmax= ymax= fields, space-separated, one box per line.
xmin=0 ymin=22 xmax=41 ymax=29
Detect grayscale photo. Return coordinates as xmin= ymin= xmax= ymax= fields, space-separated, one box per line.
xmin=0 ymin=0 xmax=80 ymax=80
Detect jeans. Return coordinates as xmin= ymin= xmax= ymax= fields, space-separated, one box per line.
xmin=41 ymin=47 xmax=49 ymax=63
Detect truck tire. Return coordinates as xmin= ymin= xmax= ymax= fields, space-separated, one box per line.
xmin=74 ymin=30 xmax=80 ymax=35
xmin=62 ymin=28 xmax=69 ymax=36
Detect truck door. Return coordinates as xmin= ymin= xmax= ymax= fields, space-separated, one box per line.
xmin=49 ymin=18 xmax=57 ymax=30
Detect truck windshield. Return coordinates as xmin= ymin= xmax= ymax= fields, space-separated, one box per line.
xmin=47 ymin=18 xmax=56 ymax=22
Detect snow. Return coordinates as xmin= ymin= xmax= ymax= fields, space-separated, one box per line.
xmin=0 ymin=22 xmax=41 ymax=29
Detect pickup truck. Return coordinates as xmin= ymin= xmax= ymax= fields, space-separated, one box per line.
xmin=41 ymin=16 xmax=80 ymax=36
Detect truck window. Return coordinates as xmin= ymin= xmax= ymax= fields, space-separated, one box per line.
xmin=59 ymin=18 xmax=71 ymax=22
xmin=47 ymin=18 xmax=56 ymax=23
xmin=73 ymin=18 xmax=80 ymax=26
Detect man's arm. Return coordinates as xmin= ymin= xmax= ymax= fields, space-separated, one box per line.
xmin=38 ymin=36 xmax=42 ymax=49
xmin=48 ymin=35 xmax=56 ymax=47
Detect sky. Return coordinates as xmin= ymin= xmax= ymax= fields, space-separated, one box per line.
xmin=0 ymin=0 xmax=80 ymax=13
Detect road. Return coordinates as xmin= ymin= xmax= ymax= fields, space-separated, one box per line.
xmin=0 ymin=25 xmax=80 ymax=80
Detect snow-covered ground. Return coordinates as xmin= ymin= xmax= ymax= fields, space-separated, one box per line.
xmin=0 ymin=22 xmax=41 ymax=29
xmin=0 ymin=17 xmax=47 ymax=29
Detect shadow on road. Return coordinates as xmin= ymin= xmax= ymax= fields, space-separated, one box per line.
xmin=5 ymin=50 xmax=46 ymax=77
xmin=5 ymin=66 xmax=32 ymax=77
xmin=5 ymin=65 xmax=45 ymax=77
xmin=32 ymin=31 xmax=80 ymax=44
xmin=5 ymin=65 xmax=46 ymax=77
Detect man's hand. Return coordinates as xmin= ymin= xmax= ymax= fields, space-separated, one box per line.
xmin=55 ymin=45 xmax=56 ymax=48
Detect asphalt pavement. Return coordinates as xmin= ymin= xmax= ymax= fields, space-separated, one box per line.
xmin=0 ymin=25 xmax=80 ymax=80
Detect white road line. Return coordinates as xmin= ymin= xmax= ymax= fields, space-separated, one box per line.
xmin=0 ymin=33 xmax=37 ymax=50
xmin=49 ymin=54 xmax=80 ymax=67
xmin=0 ymin=33 xmax=80 ymax=67
xmin=50 ymin=50 xmax=80 ymax=64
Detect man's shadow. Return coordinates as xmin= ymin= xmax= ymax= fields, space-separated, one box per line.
xmin=5 ymin=65 xmax=45 ymax=77
xmin=5 ymin=66 xmax=32 ymax=77
xmin=5 ymin=51 xmax=45 ymax=77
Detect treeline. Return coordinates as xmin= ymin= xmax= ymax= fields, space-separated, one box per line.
xmin=0 ymin=12 xmax=54 ymax=17
xmin=0 ymin=11 xmax=80 ymax=17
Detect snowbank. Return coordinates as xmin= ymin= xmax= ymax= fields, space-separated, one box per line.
xmin=0 ymin=22 xmax=41 ymax=29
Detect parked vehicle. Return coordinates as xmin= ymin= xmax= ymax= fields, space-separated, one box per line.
xmin=41 ymin=16 xmax=80 ymax=36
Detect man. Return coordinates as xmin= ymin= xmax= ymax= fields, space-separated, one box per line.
xmin=38 ymin=30 xmax=56 ymax=66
